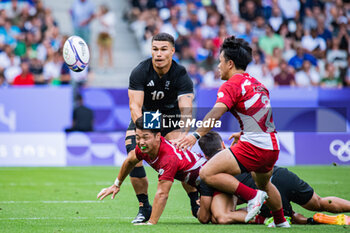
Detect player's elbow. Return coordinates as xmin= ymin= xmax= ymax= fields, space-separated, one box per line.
xmin=214 ymin=215 xmax=231 ymax=224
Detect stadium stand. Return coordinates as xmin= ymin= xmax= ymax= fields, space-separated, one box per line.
xmin=1 ymin=0 xmax=349 ymax=89
xmin=125 ymin=0 xmax=350 ymax=89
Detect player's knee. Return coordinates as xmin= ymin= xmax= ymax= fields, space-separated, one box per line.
xmin=316 ymin=197 xmax=329 ymax=211
xmin=129 ymin=166 xmax=146 ymax=178
xmin=215 ymin=215 xmax=230 ymax=224
xmin=256 ymin=179 xmax=271 ymax=191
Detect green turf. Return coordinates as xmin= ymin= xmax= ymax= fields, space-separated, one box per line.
xmin=0 ymin=166 xmax=349 ymax=232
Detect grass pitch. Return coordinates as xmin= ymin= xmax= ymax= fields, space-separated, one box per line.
xmin=0 ymin=166 xmax=349 ymax=233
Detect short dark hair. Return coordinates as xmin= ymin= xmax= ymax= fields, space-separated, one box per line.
xmin=135 ymin=117 xmax=161 ymax=135
xmin=220 ymin=36 xmax=252 ymax=70
xmin=198 ymin=131 xmax=224 ymax=159
xmin=152 ymin=33 xmax=175 ymax=47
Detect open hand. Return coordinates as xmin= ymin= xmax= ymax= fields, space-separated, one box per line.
xmin=97 ymin=184 xmax=120 ymax=200
xmin=175 ymin=134 xmax=197 ymax=150
xmin=229 ymin=132 xmax=241 ymax=147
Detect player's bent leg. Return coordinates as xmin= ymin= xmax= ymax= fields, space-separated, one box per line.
xmin=130 ymin=162 xmax=149 ymax=196
xmin=129 ymin=160 xmax=151 ymax=223
xmin=303 ymin=192 xmax=350 ymax=213
xmin=182 ymin=182 xmax=199 ymax=217
xmin=199 ymin=149 xmax=242 ymax=193
xmin=253 ymin=171 xmax=281 ymax=212
xmin=201 ymin=149 xmax=263 ymax=222
xmin=125 ymin=129 xmax=151 ymax=223
xmin=301 ymin=192 xmax=321 ymax=211
xmin=211 ymin=193 xmax=246 ymax=224
xmin=319 ymin=196 xmax=350 ymax=213
xmin=254 ymin=171 xmax=289 ymax=227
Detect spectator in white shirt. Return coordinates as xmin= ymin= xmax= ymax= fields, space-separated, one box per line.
xmin=295 ymin=60 xmax=320 ymax=87
xmin=43 ymin=51 xmax=62 ymax=84
xmin=278 ymin=0 xmax=300 ymax=20
xmin=301 ymin=28 xmax=327 ymax=58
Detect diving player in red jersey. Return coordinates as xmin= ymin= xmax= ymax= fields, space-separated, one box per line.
xmin=97 ymin=117 xmax=208 ymax=225
xmin=176 ymin=36 xmax=290 ymax=227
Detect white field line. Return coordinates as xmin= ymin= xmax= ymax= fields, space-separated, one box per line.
xmin=0 ymin=216 xmax=194 ymax=221
xmin=0 ymin=200 xmax=105 ymax=204
xmin=0 ymin=181 xmax=182 ymax=186
xmin=0 ymin=182 xmax=119 ymax=186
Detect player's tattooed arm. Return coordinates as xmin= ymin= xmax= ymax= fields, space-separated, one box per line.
xmin=128 ymin=90 xmax=144 ymax=123
xmin=148 ymin=180 xmax=173 ymax=224
xmin=178 ymin=93 xmax=194 ymax=135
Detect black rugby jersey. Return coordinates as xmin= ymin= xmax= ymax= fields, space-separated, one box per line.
xmin=128 ymin=58 xmax=193 ymax=112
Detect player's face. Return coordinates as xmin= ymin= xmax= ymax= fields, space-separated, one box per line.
xmin=135 ymin=129 xmax=160 ymax=154
xmin=218 ymin=51 xmax=231 ymax=80
xmin=151 ymin=40 xmax=175 ymax=70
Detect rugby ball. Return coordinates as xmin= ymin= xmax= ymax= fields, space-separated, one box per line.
xmin=63 ymin=36 xmax=90 ymax=72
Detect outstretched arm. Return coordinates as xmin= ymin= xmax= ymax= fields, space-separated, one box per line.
xmin=148 ymin=180 xmax=173 ymax=224
xmin=176 ymin=102 xmax=228 ymax=150
xmin=97 ymin=151 xmax=140 ymax=200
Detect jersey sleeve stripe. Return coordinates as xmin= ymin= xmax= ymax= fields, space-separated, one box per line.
xmin=184 ymin=157 xmax=207 ymax=172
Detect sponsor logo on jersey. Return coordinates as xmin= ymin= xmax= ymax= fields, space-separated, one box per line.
xmin=217 ymin=92 xmax=224 ymax=98
xmin=147 ymin=80 xmax=155 ymax=87
xmin=158 ymin=168 xmax=164 ymax=175
xmin=143 ymin=110 xmax=161 ymax=129
xmin=165 ymin=81 xmax=170 ymax=90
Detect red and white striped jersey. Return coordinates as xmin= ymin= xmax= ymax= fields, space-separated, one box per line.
xmin=216 ymin=73 xmax=280 ymax=150
xmin=135 ymin=137 xmax=207 ymax=187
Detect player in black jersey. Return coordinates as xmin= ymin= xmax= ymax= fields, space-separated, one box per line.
xmin=125 ymin=33 xmax=195 ymax=223
xmin=197 ymin=131 xmax=350 ymax=225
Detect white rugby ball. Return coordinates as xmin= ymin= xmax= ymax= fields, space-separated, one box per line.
xmin=63 ymin=36 xmax=90 ymax=72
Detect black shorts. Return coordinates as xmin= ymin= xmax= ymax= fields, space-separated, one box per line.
xmin=262 ymin=167 xmax=314 ymax=217
xmin=198 ymin=179 xmax=215 ymax=197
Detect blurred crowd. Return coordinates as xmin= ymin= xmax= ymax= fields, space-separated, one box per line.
xmin=0 ymin=0 xmax=115 ymax=88
xmin=126 ymin=0 xmax=350 ymax=89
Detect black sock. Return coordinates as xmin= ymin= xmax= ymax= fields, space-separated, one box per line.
xmin=136 ymin=194 xmax=150 ymax=208
xmin=307 ymin=217 xmax=318 ymax=224
xmin=188 ymin=191 xmax=199 ymax=206
xmin=188 ymin=191 xmax=199 ymax=217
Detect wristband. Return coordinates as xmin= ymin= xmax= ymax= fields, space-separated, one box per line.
xmin=114 ymin=178 xmax=121 ymax=187
xmin=192 ymin=132 xmax=201 ymax=140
